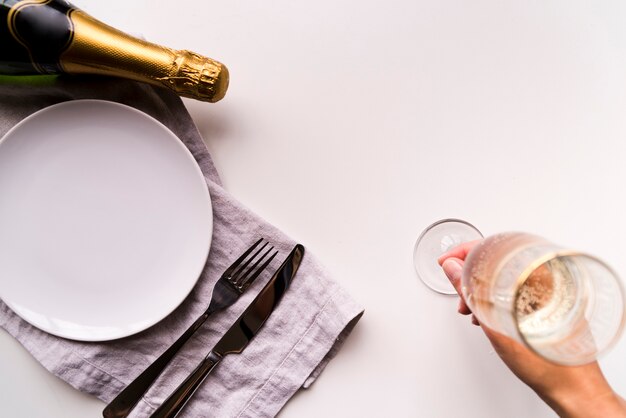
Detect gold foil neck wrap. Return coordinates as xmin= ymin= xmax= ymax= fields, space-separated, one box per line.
xmin=161 ymin=50 xmax=229 ymax=103
xmin=60 ymin=10 xmax=228 ymax=103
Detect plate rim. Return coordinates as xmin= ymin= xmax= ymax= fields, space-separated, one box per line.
xmin=0 ymin=99 xmax=213 ymax=341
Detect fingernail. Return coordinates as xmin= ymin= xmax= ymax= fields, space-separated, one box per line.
xmin=442 ymin=259 xmax=462 ymax=283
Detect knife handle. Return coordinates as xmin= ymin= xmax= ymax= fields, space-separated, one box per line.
xmin=150 ymin=352 xmax=222 ymax=418
xmin=103 ymin=307 xmax=216 ymax=418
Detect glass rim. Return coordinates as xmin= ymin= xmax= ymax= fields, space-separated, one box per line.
xmin=511 ymin=250 xmax=626 ymax=365
xmin=415 ymin=218 xmax=482 ymax=242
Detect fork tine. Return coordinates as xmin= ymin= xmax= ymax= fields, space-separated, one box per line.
xmin=230 ymin=241 xmax=269 ymax=282
xmin=223 ymin=238 xmax=263 ymax=277
xmin=233 ymin=245 xmax=274 ymax=286
xmin=236 ymin=250 xmax=278 ymax=291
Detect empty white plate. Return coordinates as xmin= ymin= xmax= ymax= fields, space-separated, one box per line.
xmin=0 ymin=100 xmax=212 ymax=341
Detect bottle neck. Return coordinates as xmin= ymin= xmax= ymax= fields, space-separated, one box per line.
xmin=59 ymin=10 xmax=228 ymax=102
xmin=60 ymin=10 xmax=178 ymax=84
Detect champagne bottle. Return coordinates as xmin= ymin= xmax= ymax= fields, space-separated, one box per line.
xmin=0 ymin=0 xmax=229 ymax=102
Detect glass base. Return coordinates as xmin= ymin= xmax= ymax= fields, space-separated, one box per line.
xmin=413 ymin=219 xmax=483 ymax=295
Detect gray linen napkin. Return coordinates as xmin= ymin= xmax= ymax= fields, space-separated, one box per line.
xmin=0 ymin=76 xmax=363 ymax=417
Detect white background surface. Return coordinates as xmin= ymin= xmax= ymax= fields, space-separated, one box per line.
xmin=2 ymin=0 xmax=626 ymax=417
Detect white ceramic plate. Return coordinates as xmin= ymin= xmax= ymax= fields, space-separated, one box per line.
xmin=0 ymin=100 xmax=212 ymax=341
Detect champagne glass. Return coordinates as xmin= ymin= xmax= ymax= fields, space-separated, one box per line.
xmin=414 ymin=219 xmax=626 ymax=365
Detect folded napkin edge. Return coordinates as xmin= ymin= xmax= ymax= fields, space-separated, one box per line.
xmin=236 ymin=285 xmax=364 ymax=418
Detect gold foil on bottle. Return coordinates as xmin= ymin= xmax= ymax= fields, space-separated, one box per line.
xmin=157 ymin=50 xmax=228 ymax=104
xmin=60 ymin=10 xmax=228 ymax=102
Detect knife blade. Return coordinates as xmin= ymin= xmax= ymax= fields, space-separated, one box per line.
xmin=150 ymin=244 xmax=305 ymax=418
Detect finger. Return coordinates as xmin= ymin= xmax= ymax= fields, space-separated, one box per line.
xmin=471 ymin=315 xmax=480 ymax=326
xmin=457 ymin=299 xmax=472 ymax=315
xmin=437 ymin=240 xmax=482 ymax=265
xmin=441 ymin=258 xmax=464 ymax=295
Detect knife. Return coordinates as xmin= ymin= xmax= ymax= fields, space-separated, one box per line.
xmin=150 ymin=244 xmax=305 ymax=418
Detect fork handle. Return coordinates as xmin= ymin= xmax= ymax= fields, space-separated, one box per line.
xmin=102 ymin=307 xmax=217 ymax=418
xmin=150 ymin=352 xmax=222 ymax=418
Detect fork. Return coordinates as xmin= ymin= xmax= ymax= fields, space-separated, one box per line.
xmin=102 ymin=239 xmax=277 ymax=418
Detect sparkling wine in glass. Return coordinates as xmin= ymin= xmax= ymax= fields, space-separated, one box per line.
xmin=414 ymin=219 xmax=626 ymax=365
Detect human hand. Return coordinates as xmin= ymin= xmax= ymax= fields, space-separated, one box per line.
xmin=438 ymin=241 xmax=626 ymax=418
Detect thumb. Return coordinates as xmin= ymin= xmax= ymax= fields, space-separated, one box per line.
xmin=442 ymin=258 xmax=463 ymax=295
